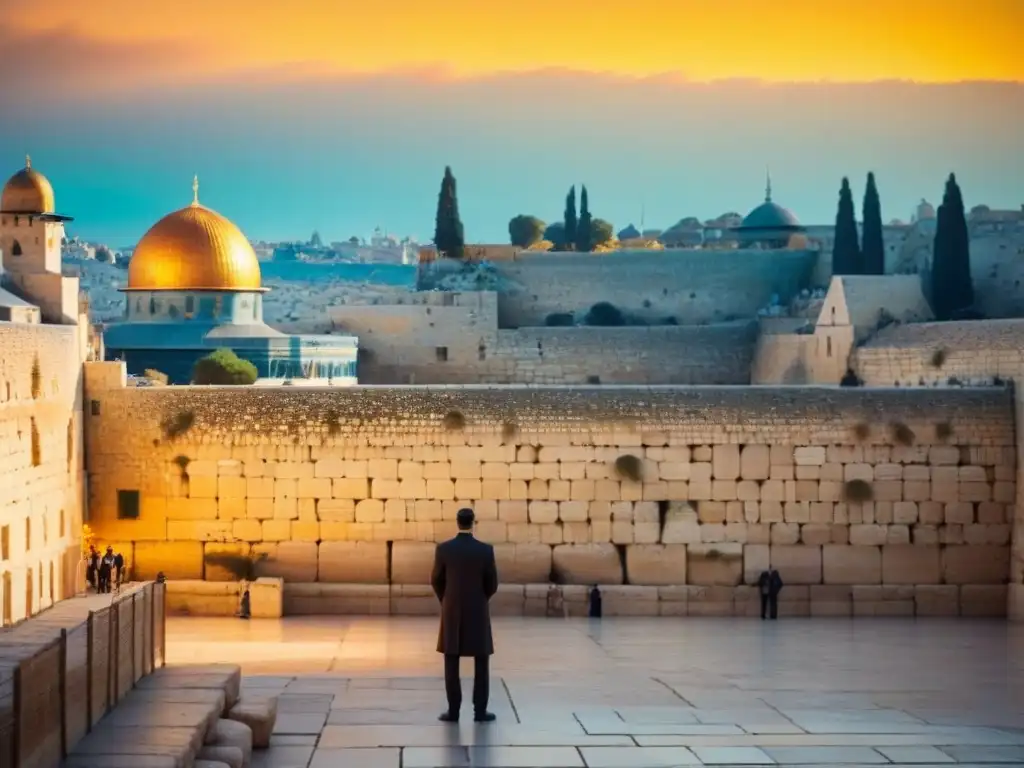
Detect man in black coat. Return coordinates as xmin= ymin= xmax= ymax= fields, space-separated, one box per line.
xmin=431 ymin=507 xmax=499 ymax=723
xmin=758 ymin=567 xmax=784 ymax=620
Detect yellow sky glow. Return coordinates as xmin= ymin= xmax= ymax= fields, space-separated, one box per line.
xmin=8 ymin=0 xmax=1024 ymax=82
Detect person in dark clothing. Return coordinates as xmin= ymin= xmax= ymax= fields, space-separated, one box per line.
xmin=758 ymin=568 xmax=784 ymax=620
xmin=85 ymin=546 xmax=99 ymax=591
xmin=98 ymin=546 xmax=116 ymax=594
xmin=113 ymin=550 xmax=125 ymax=588
xmin=588 ymin=585 xmax=602 ymax=618
xmin=238 ymin=588 xmax=251 ymax=619
xmin=431 ymin=507 xmax=499 ymax=724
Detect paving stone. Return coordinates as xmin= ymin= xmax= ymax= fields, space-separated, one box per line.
xmin=940 ymin=745 xmax=1024 ymax=763
xmin=876 ymin=745 xmax=955 ymax=763
xmin=273 ymin=712 xmax=328 ymax=735
xmin=691 ymin=746 xmax=775 ymax=764
xmin=765 ymin=746 xmax=887 ymax=763
xmin=578 ymin=746 xmax=701 ymax=767
xmin=309 ymin=748 xmax=400 ymax=768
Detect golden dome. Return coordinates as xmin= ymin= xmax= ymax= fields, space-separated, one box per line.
xmin=127 ymin=177 xmax=263 ymax=292
xmin=2 ymin=156 xmax=56 ymax=214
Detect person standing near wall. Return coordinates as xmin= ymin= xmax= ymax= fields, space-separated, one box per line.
xmin=758 ymin=567 xmax=784 ymax=620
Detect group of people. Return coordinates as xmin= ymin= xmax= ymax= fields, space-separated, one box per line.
xmin=85 ymin=544 xmax=126 ymax=593
xmin=429 ymin=506 xmax=787 ymax=723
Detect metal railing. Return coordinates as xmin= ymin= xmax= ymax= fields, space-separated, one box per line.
xmin=0 ymin=580 xmax=166 ymax=768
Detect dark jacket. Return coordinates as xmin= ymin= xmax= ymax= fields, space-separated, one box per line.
xmin=758 ymin=569 xmax=784 ymax=596
xmin=431 ymin=532 xmax=499 ymax=657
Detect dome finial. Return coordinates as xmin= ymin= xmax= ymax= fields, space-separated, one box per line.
xmin=25 ymin=154 xmax=31 ymax=170
xmin=191 ymin=175 xmax=199 ymax=207
xmin=765 ymin=166 xmax=772 ymax=203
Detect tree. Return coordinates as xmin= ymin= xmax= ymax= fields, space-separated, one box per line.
xmin=95 ymin=246 xmax=112 ymax=263
xmin=433 ymin=166 xmax=465 ymax=259
xmin=861 ymin=172 xmax=885 ymax=275
xmin=193 ymin=348 xmax=258 ymax=385
xmin=590 ymin=218 xmax=614 ymax=247
xmin=576 ymin=186 xmax=593 ymax=252
xmin=930 ymin=173 xmax=974 ymax=320
xmin=508 ymin=215 xmax=546 ymax=248
xmin=544 ymin=222 xmax=567 ymax=250
xmin=832 ymin=177 xmax=862 ymax=275
xmin=563 ymin=186 xmax=578 ymax=250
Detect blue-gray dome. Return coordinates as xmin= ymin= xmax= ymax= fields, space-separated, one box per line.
xmin=739 ymin=201 xmax=801 ymax=230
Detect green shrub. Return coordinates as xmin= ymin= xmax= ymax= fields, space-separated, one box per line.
xmin=545 ymin=312 xmax=575 ymax=327
xmin=193 ymin=348 xmax=258 ymax=385
xmin=890 ymin=421 xmax=916 ymax=446
xmin=584 ymin=302 xmax=625 ymax=327
xmin=162 ymin=410 xmax=195 ymax=439
xmin=614 ymin=454 xmax=643 ymax=482
xmin=843 ymin=479 xmax=874 ymax=503
xmin=935 ymin=421 xmax=954 ymax=441
xmin=443 ymin=410 xmax=466 ymax=431
xmin=930 ymin=348 xmax=947 ymax=368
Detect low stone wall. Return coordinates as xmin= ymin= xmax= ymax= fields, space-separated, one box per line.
xmin=163 ymin=580 xmax=1006 ymax=618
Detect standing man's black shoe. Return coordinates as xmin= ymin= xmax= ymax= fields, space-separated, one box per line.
xmin=474 ymin=711 xmax=496 ymax=723
xmin=438 ymin=711 xmax=459 ymax=723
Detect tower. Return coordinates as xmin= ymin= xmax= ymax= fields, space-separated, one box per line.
xmin=0 ymin=156 xmax=71 ymax=278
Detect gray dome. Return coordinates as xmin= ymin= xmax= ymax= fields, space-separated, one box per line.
xmin=739 ymin=201 xmax=801 ymax=230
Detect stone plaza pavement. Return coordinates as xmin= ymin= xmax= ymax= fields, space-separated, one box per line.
xmin=166 ymin=616 xmax=1024 ymax=767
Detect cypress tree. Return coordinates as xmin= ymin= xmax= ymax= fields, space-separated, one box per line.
xmin=433 ymin=166 xmax=465 ymax=259
xmin=861 ymin=172 xmax=885 ymax=275
xmin=832 ymin=177 xmax=862 ymax=275
xmin=576 ymin=186 xmax=593 ymax=252
xmin=930 ymin=173 xmax=974 ymax=320
xmin=564 ymin=186 xmax=578 ymax=250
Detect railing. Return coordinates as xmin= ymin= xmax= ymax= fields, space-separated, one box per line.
xmin=0 ymin=581 xmax=167 ymax=768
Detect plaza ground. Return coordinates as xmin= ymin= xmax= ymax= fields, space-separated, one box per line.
xmin=167 ymin=616 xmax=1024 ymax=767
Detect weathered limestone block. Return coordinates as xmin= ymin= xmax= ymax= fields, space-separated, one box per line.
xmin=810 ymin=585 xmax=852 ymax=616
xmin=228 ymin=697 xmax=278 ymax=749
xmin=197 ymin=746 xmax=243 ymax=768
xmin=552 ymin=543 xmax=623 ymax=584
xmin=390 ymin=584 xmax=441 ymax=615
xmin=881 ymin=545 xmax=940 ymax=585
xmin=769 ymin=545 xmax=822 ymax=584
xmin=915 ymin=585 xmax=959 ymax=616
xmin=742 ymin=544 xmax=769 ymax=584
xmin=317 ymin=542 xmax=389 ymax=583
xmin=686 ymin=585 xmax=734 ymax=616
xmin=134 ymin=541 xmax=204 ymax=580
xmin=712 ymin=444 xmax=740 ymax=480
xmin=660 ymin=503 xmax=700 ymax=544
xmin=390 ymin=541 xmax=436 ymax=584
xmin=852 ymin=585 xmax=915 ymax=616
xmin=777 ymin=584 xmax=810 ymax=617
xmin=657 ymin=586 xmax=687 ymax=616
xmin=249 ymin=577 xmax=283 ymax=619
xmin=941 ymin=545 xmax=1010 ymax=584
xmin=600 ymin=586 xmax=659 ymax=616
xmin=739 ymin=445 xmax=770 ymax=481
xmin=493 ymin=543 xmax=552 ymax=583
xmin=1009 ymin=584 xmax=1024 ymax=622
xmin=202 ymin=543 xmax=251 ymax=582
xmin=285 ymin=583 xmax=390 ymax=614
xmin=687 ymin=543 xmax=742 ymax=586
xmin=822 ymin=545 xmax=881 ymax=585
xmin=166 ymin=580 xmax=238 ymax=616
xmin=960 ymin=585 xmax=1008 ymax=617
xmin=253 ymin=542 xmax=317 ymax=582
xmin=490 ymin=584 xmax=526 ymax=616
xmin=624 ymin=544 xmax=687 ymax=586
xmin=206 ymin=718 xmax=253 ymax=765
xmin=793 ymin=446 xmax=825 ymax=466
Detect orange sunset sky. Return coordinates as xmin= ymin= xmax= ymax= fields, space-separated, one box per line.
xmin=5 ymin=0 xmax=1024 ymax=83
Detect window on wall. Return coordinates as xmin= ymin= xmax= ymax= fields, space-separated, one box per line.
xmin=30 ymin=418 xmax=41 ymax=467
xmin=185 ymin=296 xmax=195 ymax=317
xmin=826 ymin=336 xmax=833 ymax=357
xmin=59 ymin=509 xmax=65 ymax=538
xmin=436 ymin=347 xmax=449 ymax=362
xmin=2 ymin=573 xmax=10 ymax=626
xmin=117 ymin=490 xmax=140 ymax=519
xmin=0 ymin=526 xmax=8 ymax=560
xmin=90 ymin=400 xmax=100 ymax=416
xmin=25 ymin=518 xmax=31 ymax=550
xmin=11 ymin=240 xmax=21 ymax=256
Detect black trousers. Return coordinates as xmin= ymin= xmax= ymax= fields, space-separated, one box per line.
xmin=760 ymin=593 xmax=778 ymax=619
xmin=98 ymin=570 xmax=111 ymax=593
xmin=444 ymin=654 xmax=489 ymax=715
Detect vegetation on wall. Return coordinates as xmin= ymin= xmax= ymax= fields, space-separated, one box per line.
xmin=203 ymin=549 xmax=269 ymax=582
xmin=30 ymin=355 xmax=41 ymax=399
xmin=851 ymin=422 xmax=870 ymax=442
xmin=173 ymin=454 xmax=191 ymax=477
xmin=584 ymin=302 xmax=625 ymax=327
xmin=192 ymin=349 xmax=258 ymax=385
xmin=930 ymin=348 xmax=947 ymax=368
xmin=501 ymin=420 xmax=519 ymax=443
xmin=614 ymin=454 xmax=643 ymax=482
xmin=930 ymin=173 xmax=974 ymax=321
xmin=443 ymin=410 xmax=466 ymax=431
xmin=162 ymin=410 xmax=196 ymax=439
xmin=890 ymin=421 xmax=916 ymax=446
xmin=843 ymin=479 xmax=874 ymax=503
xmin=434 ymin=166 xmax=465 ymax=260
xmin=545 ymin=312 xmax=575 ymax=327
xmin=324 ymin=409 xmax=342 ymax=437
xmin=935 ymin=421 xmax=954 ymax=441
xmin=508 ymin=215 xmax=546 ymax=248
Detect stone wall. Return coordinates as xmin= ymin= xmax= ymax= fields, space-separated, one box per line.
xmin=83 ymin=380 xmax=1015 ymax=616
xmin=332 ymin=293 xmax=756 ymax=385
xmin=854 ymin=320 xmax=1024 ymax=387
xmin=487 ymin=249 xmax=820 ymax=328
xmin=0 ymin=322 xmax=86 ymax=625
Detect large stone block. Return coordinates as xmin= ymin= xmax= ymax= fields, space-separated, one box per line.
xmin=203 ymin=542 xmax=251 ymax=582
xmin=960 ymin=585 xmax=1007 ymax=617
xmin=318 ymin=541 xmax=389 ymax=583
xmin=285 ymin=583 xmax=390 ymax=614
xmin=822 ymin=545 xmax=881 ymax=585
xmin=941 ymin=545 xmax=1010 ymax=585
xmin=742 ymin=544 xmax=769 ymax=584
xmin=739 ymin=445 xmax=770 ymax=481
xmin=914 ymin=585 xmax=959 ymax=616
xmin=661 ymin=503 xmax=700 ymax=544
xmin=552 ymin=543 xmax=623 ymax=585
xmin=769 ymin=545 xmax=822 ymax=584
xmin=712 ymin=444 xmax=740 ymax=480
xmin=687 ymin=544 xmax=742 ymax=586
xmin=390 ymin=541 xmax=436 ymax=584
xmin=134 ymin=541 xmax=204 ymax=581
xmin=493 ymin=543 xmax=552 ymax=583
xmin=250 ymin=577 xmax=283 ymax=619
xmin=253 ymin=541 xmax=317 ymax=582
xmin=881 ymin=545 xmax=940 ymax=585
xmin=624 ymin=544 xmax=687 ymax=586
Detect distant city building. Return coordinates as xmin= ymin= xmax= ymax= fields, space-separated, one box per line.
xmin=103 ymin=176 xmax=358 ymax=384
xmin=732 ymin=175 xmax=804 ymax=249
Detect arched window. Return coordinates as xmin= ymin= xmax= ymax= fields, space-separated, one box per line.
xmin=11 ymin=240 xmax=22 ymax=256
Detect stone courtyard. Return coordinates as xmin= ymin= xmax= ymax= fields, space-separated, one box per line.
xmin=164 ymin=616 xmax=1024 ymax=767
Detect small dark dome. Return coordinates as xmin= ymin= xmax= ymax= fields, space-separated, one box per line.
xmin=739 ymin=201 xmax=801 ymax=230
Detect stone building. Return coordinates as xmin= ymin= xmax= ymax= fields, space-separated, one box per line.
xmin=103 ymin=177 xmax=359 ymax=384
xmin=732 ymin=175 xmax=805 ymax=249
